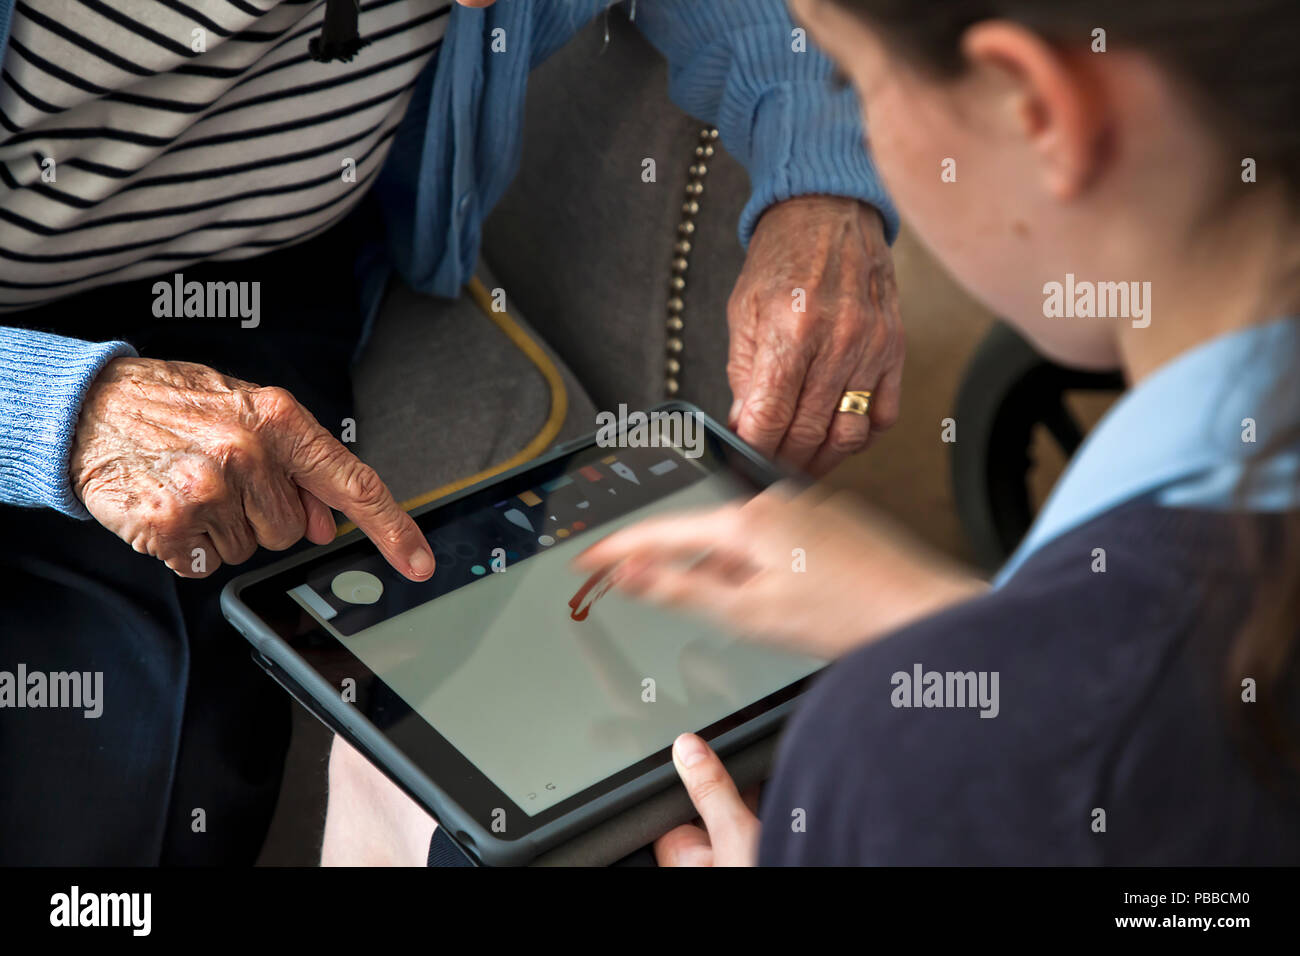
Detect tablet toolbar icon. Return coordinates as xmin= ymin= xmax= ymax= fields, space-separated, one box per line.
xmin=331 ymin=570 xmax=384 ymax=605
xmin=503 ymin=508 xmax=533 ymax=532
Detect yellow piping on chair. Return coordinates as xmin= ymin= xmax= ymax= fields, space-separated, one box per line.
xmin=335 ymin=276 xmax=570 ymax=536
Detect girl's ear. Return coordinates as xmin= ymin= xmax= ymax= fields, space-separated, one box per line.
xmin=961 ymin=21 xmax=1108 ymax=200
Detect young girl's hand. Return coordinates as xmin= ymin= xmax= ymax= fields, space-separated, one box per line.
xmin=653 ymin=734 xmax=759 ymax=868
xmin=574 ymin=483 xmax=986 ymax=660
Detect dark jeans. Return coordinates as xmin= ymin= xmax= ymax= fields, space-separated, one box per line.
xmin=0 ymin=198 xmax=383 ymax=864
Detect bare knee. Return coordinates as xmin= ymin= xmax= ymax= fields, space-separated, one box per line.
xmin=320 ymin=736 xmax=436 ymax=867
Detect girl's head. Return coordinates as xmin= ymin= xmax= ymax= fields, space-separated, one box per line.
xmin=792 ymin=0 xmax=1300 ymax=771
xmin=791 ymin=0 xmax=1300 ymax=374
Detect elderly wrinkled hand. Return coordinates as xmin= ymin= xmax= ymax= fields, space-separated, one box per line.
xmin=69 ymin=356 xmax=434 ymax=580
xmin=727 ymin=195 xmax=903 ymax=476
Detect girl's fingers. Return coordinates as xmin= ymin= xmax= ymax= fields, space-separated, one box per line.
xmin=573 ymin=505 xmax=745 ymax=571
xmin=693 ymin=547 xmax=761 ymax=585
xmin=653 ymin=822 xmax=714 ymax=867
xmin=669 ymin=734 xmax=760 ymax=867
xmin=615 ymin=555 xmax=738 ymax=615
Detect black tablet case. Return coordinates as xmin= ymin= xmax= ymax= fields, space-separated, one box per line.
xmin=528 ymin=734 xmax=776 ymax=866
xmin=254 ymin=648 xmax=777 ymax=866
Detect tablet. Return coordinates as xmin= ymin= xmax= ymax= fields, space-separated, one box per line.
xmin=221 ymin=402 xmax=823 ymax=865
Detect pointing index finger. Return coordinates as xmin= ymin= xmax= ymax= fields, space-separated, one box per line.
xmin=287 ymin=428 xmax=434 ymax=581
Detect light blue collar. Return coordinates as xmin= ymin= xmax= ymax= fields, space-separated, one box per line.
xmin=995 ymin=316 xmax=1300 ymax=586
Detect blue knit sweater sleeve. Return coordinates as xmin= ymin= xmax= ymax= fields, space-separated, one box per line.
xmin=631 ymin=0 xmax=899 ymax=245
xmin=0 ymin=326 xmax=136 ymax=517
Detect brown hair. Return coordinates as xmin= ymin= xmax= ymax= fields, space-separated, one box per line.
xmin=828 ymin=0 xmax=1300 ymax=198
xmin=829 ymin=0 xmax=1300 ymax=769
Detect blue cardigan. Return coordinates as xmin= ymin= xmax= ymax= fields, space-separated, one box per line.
xmin=0 ymin=0 xmax=895 ymax=518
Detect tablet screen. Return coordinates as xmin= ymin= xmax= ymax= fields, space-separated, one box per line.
xmin=237 ymin=423 xmax=822 ymax=839
xmin=288 ymin=444 xmax=819 ymax=815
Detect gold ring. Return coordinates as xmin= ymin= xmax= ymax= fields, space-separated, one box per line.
xmin=838 ymin=390 xmax=873 ymax=416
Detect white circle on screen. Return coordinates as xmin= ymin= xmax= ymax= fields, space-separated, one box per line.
xmin=331 ymin=570 xmax=384 ymax=605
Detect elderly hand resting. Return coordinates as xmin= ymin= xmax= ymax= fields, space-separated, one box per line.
xmin=727 ymin=196 xmax=903 ymax=475
xmin=69 ymin=356 xmax=434 ymax=581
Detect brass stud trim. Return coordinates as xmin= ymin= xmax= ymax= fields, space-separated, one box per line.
xmin=667 ymin=126 xmax=718 ymax=397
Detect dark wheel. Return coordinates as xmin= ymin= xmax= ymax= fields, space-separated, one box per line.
xmin=950 ymin=323 xmax=1123 ymax=572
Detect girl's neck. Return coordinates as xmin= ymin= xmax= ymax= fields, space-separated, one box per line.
xmin=1114 ymin=197 xmax=1300 ymax=385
